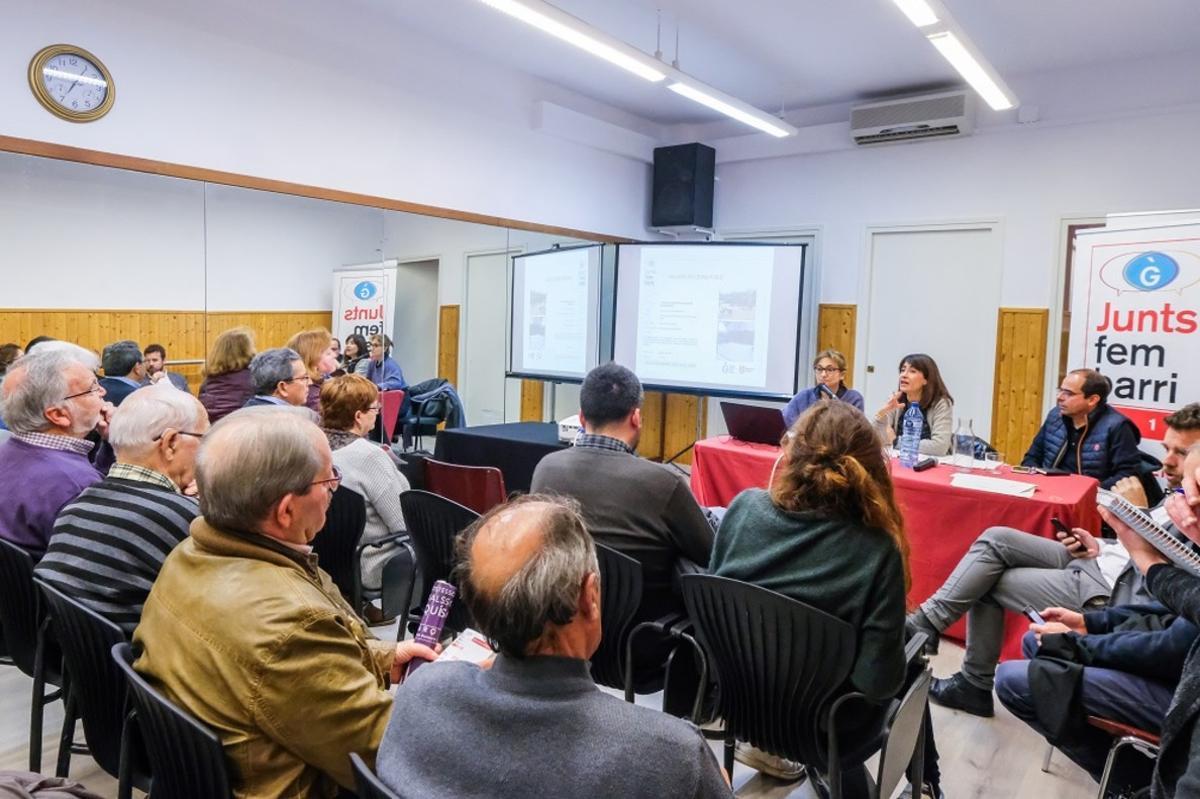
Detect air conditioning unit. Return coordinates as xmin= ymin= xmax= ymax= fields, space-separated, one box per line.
xmin=850 ymin=90 xmax=975 ymax=146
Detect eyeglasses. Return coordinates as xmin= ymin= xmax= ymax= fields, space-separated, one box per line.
xmin=1056 ymin=387 xmax=1080 ymax=397
xmin=152 ymin=430 xmax=206 ymax=442
xmin=62 ymin=380 xmax=103 ymax=401
xmin=814 ymin=366 xmax=843 ymax=374
xmin=310 ymin=465 xmax=343 ymax=492
xmin=366 ymin=404 xmax=382 ymax=412
xmin=284 ymin=374 xmax=313 ymax=384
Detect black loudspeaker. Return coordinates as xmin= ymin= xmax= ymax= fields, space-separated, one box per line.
xmin=651 ymin=143 xmax=715 ymax=228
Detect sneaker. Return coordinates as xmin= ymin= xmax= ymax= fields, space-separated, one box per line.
xmin=930 ymin=672 xmax=994 ymax=717
xmin=905 ymin=610 xmax=941 ymax=655
xmin=733 ymin=742 xmax=805 ymax=781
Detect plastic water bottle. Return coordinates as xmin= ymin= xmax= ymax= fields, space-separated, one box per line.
xmin=953 ymin=418 xmax=974 ymax=470
xmin=899 ymin=402 xmax=923 ymax=468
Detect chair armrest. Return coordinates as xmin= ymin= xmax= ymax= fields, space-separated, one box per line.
xmin=904 ymin=632 xmax=929 ymax=665
xmin=355 ymin=532 xmax=409 ymax=558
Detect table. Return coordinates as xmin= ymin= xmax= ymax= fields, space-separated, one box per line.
xmin=690 ymin=435 xmax=1102 ymax=660
xmin=433 ymin=422 xmax=568 ymax=493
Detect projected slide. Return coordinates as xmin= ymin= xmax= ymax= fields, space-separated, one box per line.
xmin=509 ymin=245 xmax=603 ymax=381
xmin=614 ymin=243 xmax=805 ymax=399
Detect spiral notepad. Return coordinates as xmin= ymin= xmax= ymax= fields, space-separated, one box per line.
xmin=1097 ymin=489 xmax=1200 ymax=577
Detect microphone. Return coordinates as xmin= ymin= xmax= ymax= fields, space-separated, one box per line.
xmin=820 ymin=384 xmax=838 ymax=400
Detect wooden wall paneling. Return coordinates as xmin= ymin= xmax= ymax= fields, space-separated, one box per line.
xmin=816 ymin=303 xmax=858 ymax=387
xmin=662 ymin=392 xmax=708 ymax=466
xmin=991 ymin=308 xmax=1049 ymax=464
xmin=437 ymin=305 xmax=460 ymax=384
xmin=637 ymin=391 xmax=666 ymax=460
xmin=203 ymin=311 xmax=332 ymax=350
xmin=519 ymin=380 xmax=545 ymax=422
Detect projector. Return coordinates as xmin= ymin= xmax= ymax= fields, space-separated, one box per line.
xmin=558 ymin=414 xmax=582 ymax=444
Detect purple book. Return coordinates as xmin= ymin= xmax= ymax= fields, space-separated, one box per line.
xmin=406 ymin=580 xmax=456 ymax=678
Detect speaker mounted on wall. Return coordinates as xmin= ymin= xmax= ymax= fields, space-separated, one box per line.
xmin=651 ymin=143 xmax=716 ymax=229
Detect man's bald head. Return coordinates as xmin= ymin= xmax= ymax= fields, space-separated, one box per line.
xmin=455 ymin=495 xmax=600 ymax=659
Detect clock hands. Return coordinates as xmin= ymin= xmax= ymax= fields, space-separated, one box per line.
xmin=62 ymin=63 xmax=90 ymax=99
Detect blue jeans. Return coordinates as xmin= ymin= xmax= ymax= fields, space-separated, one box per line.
xmin=995 ymin=632 xmax=1172 ymax=784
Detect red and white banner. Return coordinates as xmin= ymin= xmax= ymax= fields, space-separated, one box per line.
xmin=331 ymin=262 xmax=396 ymax=345
xmin=1069 ymin=217 xmax=1200 ymax=441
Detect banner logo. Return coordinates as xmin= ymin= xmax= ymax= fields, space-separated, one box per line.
xmin=1122 ymin=251 xmax=1179 ymax=291
xmin=354 ymin=280 xmax=378 ymax=300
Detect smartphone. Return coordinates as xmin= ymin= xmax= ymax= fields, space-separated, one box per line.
xmin=1050 ymin=517 xmax=1071 ymax=536
xmin=1022 ymin=605 xmax=1046 ymax=625
xmin=913 ymin=456 xmax=937 ymax=472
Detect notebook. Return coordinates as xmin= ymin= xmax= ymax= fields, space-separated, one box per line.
xmin=1097 ymin=489 xmax=1200 ymax=577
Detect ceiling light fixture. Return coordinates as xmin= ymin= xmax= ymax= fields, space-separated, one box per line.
xmin=890 ymin=0 xmax=939 ymax=28
xmin=667 ymin=81 xmax=794 ymax=138
xmin=478 ymin=0 xmax=665 ymax=82
xmin=926 ymin=31 xmax=1014 ymax=111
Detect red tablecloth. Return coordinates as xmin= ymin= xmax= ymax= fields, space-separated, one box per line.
xmin=691 ymin=435 xmax=1102 ymax=660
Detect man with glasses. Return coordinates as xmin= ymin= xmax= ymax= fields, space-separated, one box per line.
xmin=35 ymin=382 xmax=208 ymax=633
xmin=909 ymin=401 xmax=1200 ymax=717
xmin=0 ymin=343 xmax=111 ymax=557
xmin=244 ymin=347 xmax=312 ymax=408
xmin=1021 ymin=367 xmax=1143 ymax=489
xmin=133 ymin=407 xmax=435 ymax=797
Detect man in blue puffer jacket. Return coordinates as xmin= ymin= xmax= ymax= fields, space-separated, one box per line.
xmin=1022 ymin=368 xmax=1142 ymax=489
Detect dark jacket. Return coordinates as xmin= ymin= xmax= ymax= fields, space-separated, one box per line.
xmin=98 ymin=376 xmax=142 ymax=407
xmin=197 ymin=368 xmax=254 ymax=424
xmin=1077 ymin=602 xmax=1198 ymax=683
xmin=1144 ymin=565 xmax=1200 ymax=798
xmin=1021 ymin=403 xmax=1142 ymax=489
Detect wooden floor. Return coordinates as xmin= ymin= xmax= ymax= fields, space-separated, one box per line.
xmin=0 ymin=640 xmax=1096 ymax=798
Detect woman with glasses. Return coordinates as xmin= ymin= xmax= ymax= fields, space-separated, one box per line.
xmin=319 ymin=374 xmax=410 ymax=623
xmin=287 ymin=328 xmax=341 ymax=412
xmin=783 ymin=349 xmax=864 ymax=427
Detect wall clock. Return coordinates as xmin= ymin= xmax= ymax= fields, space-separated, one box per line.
xmin=28 ymin=44 xmax=115 ymax=123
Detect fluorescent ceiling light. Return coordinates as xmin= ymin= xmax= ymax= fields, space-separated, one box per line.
xmin=479 ymin=0 xmax=665 ymax=82
xmin=667 ymin=81 xmax=795 ymax=138
xmin=927 ymin=31 xmax=1014 ymax=110
xmin=891 ymin=0 xmax=939 ymax=28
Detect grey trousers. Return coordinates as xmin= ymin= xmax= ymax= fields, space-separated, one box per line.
xmin=919 ymin=526 xmax=1111 ymax=690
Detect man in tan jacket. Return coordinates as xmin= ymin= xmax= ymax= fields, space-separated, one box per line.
xmin=133 ymin=407 xmax=435 ymax=798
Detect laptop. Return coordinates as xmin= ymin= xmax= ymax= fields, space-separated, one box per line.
xmin=720 ymin=402 xmax=788 ymax=446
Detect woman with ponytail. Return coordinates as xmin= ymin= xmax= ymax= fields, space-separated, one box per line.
xmin=710 ymin=401 xmax=941 ymax=798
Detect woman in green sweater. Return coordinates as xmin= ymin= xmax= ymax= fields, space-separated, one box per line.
xmin=711 ymin=400 xmax=941 ymax=798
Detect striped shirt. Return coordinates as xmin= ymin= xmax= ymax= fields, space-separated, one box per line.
xmin=34 ymin=473 xmax=198 ymax=635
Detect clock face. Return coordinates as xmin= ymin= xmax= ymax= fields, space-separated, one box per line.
xmin=28 ymin=45 xmax=114 ymax=122
xmin=40 ymin=52 xmax=108 ymax=114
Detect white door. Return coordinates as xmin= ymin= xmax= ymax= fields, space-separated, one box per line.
xmin=392 ymin=259 xmax=438 ymax=384
xmin=464 ymin=250 xmax=521 ymax=425
xmin=863 ymin=226 xmax=1002 ymax=437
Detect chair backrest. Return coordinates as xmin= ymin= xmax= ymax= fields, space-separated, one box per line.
xmin=0 ymin=537 xmax=50 ymax=677
xmin=399 ymin=490 xmax=479 ymax=632
xmin=111 ymin=643 xmax=233 ymax=799
xmin=36 ymin=580 xmax=129 ymax=778
xmin=309 ymin=486 xmax=368 ymax=602
xmin=680 ymin=573 xmax=857 ymax=767
xmin=423 ymin=458 xmax=506 ymax=515
xmin=589 ymin=543 xmax=644 ymax=689
xmin=350 ymin=752 xmax=401 ymax=799
xmin=873 ymin=666 xmax=932 ymax=799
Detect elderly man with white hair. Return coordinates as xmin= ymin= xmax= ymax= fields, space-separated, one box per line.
xmin=35 ymin=382 xmax=207 ymax=635
xmin=0 ymin=343 xmax=113 ymax=557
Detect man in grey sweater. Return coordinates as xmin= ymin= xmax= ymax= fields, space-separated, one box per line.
xmin=376 ymin=495 xmax=731 ymax=799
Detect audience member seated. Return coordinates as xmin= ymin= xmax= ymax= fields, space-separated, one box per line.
xmin=34 ymin=383 xmax=206 ymax=634
xmin=783 ymin=348 xmax=864 ymax=427
xmin=342 ymin=333 xmax=370 ymax=377
xmin=198 ymin=326 xmax=256 ymax=423
xmin=377 ymin=494 xmax=732 ymax=798
xmin=132 ymin=407 xmax=435 ymax=797
xmin=908 ymin=402 xmax=1200 ymax=717
xmin=1021 ymin=367 xmax=1142 ymax=488
xmin=711 ymin=402 xmax=941 ymax=797
xmin=0 ymin=342 xmax=22 ymax=388
xmin=994 ymin=591 xmax=1198 ymax=793
xmin=871 ymin=353 xmax=954 ymax=456
xmin=244 ymin=347 xmax=311 ymax=408
xmin=286 ymin=328 xmax=339 ymax=412
xmin=0 ymin=344 xmax=110 ymax=558
xmin=319 ymin=374 xmax=409 ymax=621
xmin=531 ymin=363 xmax=714 ymax=685
xmin=365 ymin=334 xmax=407 ymax=391
xmin=98 ymin=340 xmax=146 ymax=406
xmin=142 ymin=342 xmax=189 ymax=392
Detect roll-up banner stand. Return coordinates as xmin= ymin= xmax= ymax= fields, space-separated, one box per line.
xmin=332 ymin=261 xmax=398 ymax=344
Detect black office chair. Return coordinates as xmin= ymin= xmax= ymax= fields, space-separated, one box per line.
xmin=111 ymin=643 xmax=233 ymax=799
xmin=589 ymin=543 xmax=644 ymax=690
xmin=681 ymin=574 xmax=931 ymax=799
xmin=399 ymin=490 xmax=478 ymax=635
xmin=36 ymin=581 xmax=149 ymax=797
xmin=350 ymin=752 xmax=402 ymax=799
xmin=0 ymin=538 xmax=73 ymax=773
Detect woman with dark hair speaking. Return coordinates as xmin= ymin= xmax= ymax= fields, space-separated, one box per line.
xmin=711 ymin=402 xmax=941 ymax=797
xmin=872 ymin=353 xmax=954 ymax=456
